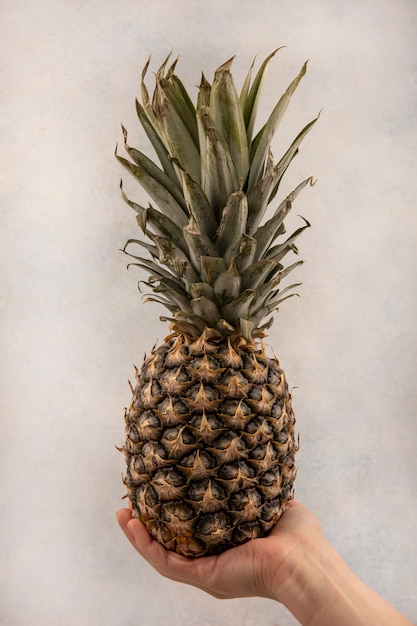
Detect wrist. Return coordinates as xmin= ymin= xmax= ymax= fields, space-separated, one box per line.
xmin=270 ymin=531 xmax=328 ymax=624
xmin=272 ymin=532 xmax=413 ymax=626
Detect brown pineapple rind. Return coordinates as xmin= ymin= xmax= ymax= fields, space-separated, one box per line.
xmin=122 ymin=329 xmax=298 ymax=557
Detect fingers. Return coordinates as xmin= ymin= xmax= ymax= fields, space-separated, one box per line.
xmin=116 ymin=508 xmax=203 ymax=585
xmin=116 ymin=508 xmax=136 ymax=547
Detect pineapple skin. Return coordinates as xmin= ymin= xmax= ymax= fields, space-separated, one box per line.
xmin=123 ymin=330 xmax=298 ymax=557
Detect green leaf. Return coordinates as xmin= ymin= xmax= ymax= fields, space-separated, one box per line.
xmin=121 ymin=126 xmax=188 ymax=210
xmin=120 ymin=182 xmax=188 ymax=255
xmin=248 ymin=61 xmax=308 ymax=190
xmin=189 ymin=282 xmax=215 ymax=300
xmin=246 ymin=150 xmax=276 ymax=235
xmin=153 ymin=235 xmax=200 ymax=285
xmin=183 ymin=217 xmax=219 ymax=275
xmin=152 ymin=79 xmax=201 ymax=184
xmin=116 ymin=147 xmax=188 ymax=227
xmin=240 ymin=259 xmax=277 ymax=291
xmin=157 ymin=74 xmax=199 ymax=148
xmin=255 ymin=260 xmax=304 ymax=306
xmin=253 ymin=177 xmax=314 ymax=260
xmin=151 ymin=278 xmax=192 ymax=312
xmin=213 ymin=260 xmax=241 ymax=303
xmin=251 ymin=280 xmax=302 ymax=317
xmin=243 ymin=48 xmax=282 ymax=144
xmin=210 ymin=56 xmax=249 ymax=182
xmin=197 ymin=73 xmax=211 ymax=108
xmin=135 ymin=99 xmax=182 ymax=188
xmin=191 ymin=297 xmax=222 ymax=326
xmin=238 ymin=318 xmax=256 ymax=342
xmin=268 ymin=115 xmax=320 ymax=204
xmin=197 ymin=105 xmax=239 ymax=216
xmin=200 ymin=256 xmax=227 ymax=285
xmin=121 ymin=238 xmax=158 ymax=260
xmin=170 ymin=157 xmax=217 ymax=238
xmin=239 ymin=57 xmax=255 ymax=112
xmin=234 ymin=234 xmax=257 ymax=273
xmin=266 ymin=217 xmax=311 ymax=265
xmin=221 ymin=289 xmax=256 ymax=322
xmin=215 ymin=190 xmax=248 ymax=263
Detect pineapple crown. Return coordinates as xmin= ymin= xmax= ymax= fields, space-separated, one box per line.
xmin=117 ymin=50 xmax=318 ymax=341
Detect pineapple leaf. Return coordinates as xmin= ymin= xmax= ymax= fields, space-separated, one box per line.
xmin=157 ymin=74 xmax=199 ymax=148
xmin=213 ymin=259 xmax=241 ymax=303
xmin=239 ymin=56 xmax=255 ymax=111
xmin=121 ymin=125 xmax=187 ymax=211
xmin=152 ymin=79 xmax=201 ymax=183
xmin=150 ymin=279 xmax=192 ymax=312
xmin=265 ymin=290 xmax=300 ymax=313
xmin=239 ymin=318 xmax=256 ymax=342
xmin=170 ymin=157 xmax=217 ymax=238
xmin=266 ymin=217 xmax=311 ymax=265
xmin=240 ymin=259 xmax=277 ymax=291
xmin=135 ymin=99 xmax=182 ymax=189
xmin=243 ymin=48 xmax=283 ymax=144
xmin=119 ymin=182 xmax=188 ymax=255
xmin=191 ymin=296 xmax=222 ymax=326
xmin=121 ymin=238 xmax=159 ymax=259
xmin=200 ymin=256 xmax=227 ymax=285
xmin=116 ymin=150 xmax=188 ymax=227
xmin=255 ymin=260 xmax=304 ymax=305
xmin=183 ymin=217 xmax=219 ymax=275
xmin=268 ymin=115 xmax=320 ymax=204
xmin=253 ymin=177 xmax=314 ymax=260
xmin=153 ymin=235 xmax=200 ymax=285
xmin=197 ymin=105 xmax=239 ymax=216
xmin=128 ymin=256 xmax=186 ymax=288
xmin=197 ymin=73 xmax=211 ymax=108
xmin=140 ymin=56 xmax=156 ymax=125
xmin=210 ymin=56 xmax=249 ymax=182
xmin=246 ymin=149 xmax=276 ymax=235
xmin=234 ymin=234 xmax=257 ymax=273
xmin=189 ymin=282 xmax=216 ymax=300
xmin=215 ymin=190 xmax=248 ymax=262
xmin=221 ymin=289 xmax=256 ymax=322
xmin=248 ymin=61 xmax=308 ymax=190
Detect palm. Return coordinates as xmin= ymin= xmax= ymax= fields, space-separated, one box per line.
xmin=117 ymin=500 xmax=320 ymax=600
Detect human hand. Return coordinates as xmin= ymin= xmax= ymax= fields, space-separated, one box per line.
xmin=116 ymin=500 xmax=322 ymax=601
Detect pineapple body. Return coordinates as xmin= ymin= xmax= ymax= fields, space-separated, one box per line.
xmin=124 ymin=330 xmax=297 ymax=556
xmin=117 ymin=51 xmax=317 ymax=556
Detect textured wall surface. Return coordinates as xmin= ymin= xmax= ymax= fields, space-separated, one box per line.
xmin=1 ymin=1 xmax=416 ymax=625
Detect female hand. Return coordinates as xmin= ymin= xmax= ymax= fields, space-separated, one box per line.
xmin=116 ymin=500 xmax=321 ymax=601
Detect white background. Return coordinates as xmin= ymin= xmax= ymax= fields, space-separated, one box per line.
xmin=1 ymin=1 xmax=416 ymax=625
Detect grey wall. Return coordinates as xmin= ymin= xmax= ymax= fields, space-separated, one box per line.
xmin=1 ymin=1 xmax=416 ymax=625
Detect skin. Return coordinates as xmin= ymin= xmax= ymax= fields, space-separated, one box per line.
xmin=117 ymin=500 xmax=413 ymax=626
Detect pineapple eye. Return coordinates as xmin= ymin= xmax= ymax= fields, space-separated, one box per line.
xmin=126 ymin=424 xmax=141 ymax=443
xmin=181 ymin=449 xmax=217 ymax=470
xmin=212 ymin=431 xmax=242 ymax=450
xmin=161 ymin=501 xmax=194 ymax=522
xmin=136 ymin=483 xmax=158 ymax=507
xmin=218 ymin=461 xmax=254 ymax=481
xmin=228 ymin=488 xmax=262 ymax=512
xmin=153 ymin=467 xmax=187 ymax=487
xmin=250 ymin=442 xmax=278 ymax=461
xmin=259 ymin=467 xmax=281 ymax=486
xmin=262 ymin=498 xmax=282 ymax=522
xmin=187 ymin=479 xmax=226 ymax=502
xmin=162 ymin=426 xmax=195 ymax=444
xmin=196 ymin=511 xmax=231 ymax=535
xmin=245 ymin=416 xmax=272 ymax=436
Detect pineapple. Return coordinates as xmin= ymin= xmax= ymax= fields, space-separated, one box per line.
xmin=117 ymin=50 xmax=318 ymax=557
